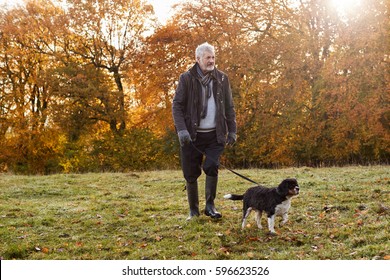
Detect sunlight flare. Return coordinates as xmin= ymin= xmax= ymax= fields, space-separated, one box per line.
xmin=331 ymin=0 xmax=362 ymax=13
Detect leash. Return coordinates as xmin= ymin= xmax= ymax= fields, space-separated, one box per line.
xmin=190 ymin=141 xmax=259 ymax=185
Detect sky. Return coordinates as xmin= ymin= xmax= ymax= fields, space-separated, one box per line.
xmin=0 ymin=0 xmax=183 ymax=23
xmin=0 ymin=0 xmax=359 ymax=23
xmin=149 ymin=0 xmax=183 ymax=23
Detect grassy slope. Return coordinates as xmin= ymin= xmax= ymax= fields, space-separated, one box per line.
xmin=0 ymin=166 xmax=389 ymax=260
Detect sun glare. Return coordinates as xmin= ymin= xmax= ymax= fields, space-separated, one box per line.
xmin=331 ymin=0 xmax=362 ymax=14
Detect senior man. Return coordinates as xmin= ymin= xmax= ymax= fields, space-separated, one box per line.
xmin=172 ymin=42 xmax=237 ymax=221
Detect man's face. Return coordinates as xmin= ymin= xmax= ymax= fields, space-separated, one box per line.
xmin=197 ymin=51 xmax=215 ymax=73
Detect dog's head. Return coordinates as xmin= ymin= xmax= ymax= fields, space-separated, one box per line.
xmin=276 ymin=178 xmax=300 ymax=197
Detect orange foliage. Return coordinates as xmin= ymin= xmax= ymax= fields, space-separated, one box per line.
xmin=0 ymin=0 xmax=388 ymax=173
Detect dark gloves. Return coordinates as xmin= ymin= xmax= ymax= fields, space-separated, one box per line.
xmin=226 ymin=132 xmax=237 ymax=145
xmin=178 ymin=130 xmax=192 ymax=146
xmin=178 ymin=130 xmax=236 ymax=146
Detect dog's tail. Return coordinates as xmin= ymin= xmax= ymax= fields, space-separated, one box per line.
xmin=223 ymin=194 xmax=244 ymax=201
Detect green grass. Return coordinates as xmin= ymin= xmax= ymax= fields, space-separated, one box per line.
xmin=0 ymin=166 xmax=389 ymax=260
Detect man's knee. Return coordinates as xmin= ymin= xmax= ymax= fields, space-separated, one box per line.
xmin=203 ymin=162 xmax=219 ymax=177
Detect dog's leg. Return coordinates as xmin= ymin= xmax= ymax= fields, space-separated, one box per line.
xmin=267 ymin=215 xmax=276 ymax=234
xmin=255 ymin=211 xmax=262 ymax=229
xmin=242 ymin=207 xmax=252 ymax=229
xmin=280 ymin=213 xmax=288 ymax=227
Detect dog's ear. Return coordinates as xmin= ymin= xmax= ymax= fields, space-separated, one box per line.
xmin=288 ymin=178 xmax=298 ymax=186
xmin=276 ymin=179 xmax=291 ymax=196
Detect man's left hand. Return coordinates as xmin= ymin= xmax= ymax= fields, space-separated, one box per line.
xmin=226 ymin=132 xmax=237 ymax=145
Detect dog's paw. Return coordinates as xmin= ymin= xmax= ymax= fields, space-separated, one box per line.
xmin=267 ymin=231 xmax=278 ymax=236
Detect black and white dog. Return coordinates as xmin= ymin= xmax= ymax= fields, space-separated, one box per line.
xmin=224 ymin=179 xmax=300 ymax=234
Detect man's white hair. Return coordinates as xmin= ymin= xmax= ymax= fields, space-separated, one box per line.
xmin=195 ymin=42 xmax=215 ymax=60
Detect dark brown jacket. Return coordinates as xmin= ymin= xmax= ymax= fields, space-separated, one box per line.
xmin=172 ymin=63 xmax=237 ymax=144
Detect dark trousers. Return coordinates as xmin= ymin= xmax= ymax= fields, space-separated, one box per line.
xmin=180 ymin=131 xmax=225 ymax=183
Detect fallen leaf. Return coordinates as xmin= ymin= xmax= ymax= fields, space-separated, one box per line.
xmin=283 ymin=236 xmax=292 ymax=242
xmin=383 ymin=255 xmax=390 ymax=260
xmin=219 ymin=247 xmax=230 ymax=255
xmin=248 ymin=236 xmax=260 ymax=242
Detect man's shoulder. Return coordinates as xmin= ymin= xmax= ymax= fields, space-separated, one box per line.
xmin=179 ymin=70 xmax=193 ymax=85
xmin=181 ymin=64 xmax=197 ymax=77
xmin=214 ymin=68 xmax=229 ymax=82
xmin=181 ymin=69 xmax=192 ymax=77
xmin=215 ymin=68 xmax=227 ymax=75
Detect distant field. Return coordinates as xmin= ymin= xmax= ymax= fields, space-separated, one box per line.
xmin=0 ymin=166 xmax=389 ymax=260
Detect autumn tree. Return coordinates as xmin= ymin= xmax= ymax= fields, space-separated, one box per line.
xmin=158 ymin=0 xmax=389 ymax=166
xmin=0 ymin=0 xmax=388 ymax=173
xmin=63 ymin=0 xmax=156 ymax=135
xmin=0 ymin=0 xmax=163 ymax=173
xmin=0 ymin=0 xmax=67 ymax=173
xmin=317 ymin=0 xmax=390 ymax=163
xmin=166 ymin=0 xmax=307 ymax=166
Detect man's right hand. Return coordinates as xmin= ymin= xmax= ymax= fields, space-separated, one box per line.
xmin=178 ymin=130 xmax=192 ymax=146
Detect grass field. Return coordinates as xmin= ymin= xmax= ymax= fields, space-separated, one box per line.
xmin=0 ymin=166 xmax=389 ymax=260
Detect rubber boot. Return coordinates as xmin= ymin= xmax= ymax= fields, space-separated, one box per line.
xmin=204 ymin=175 xmax=222 ymax=219
xmin=186 ymin=181 xmax=200 ymax=221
